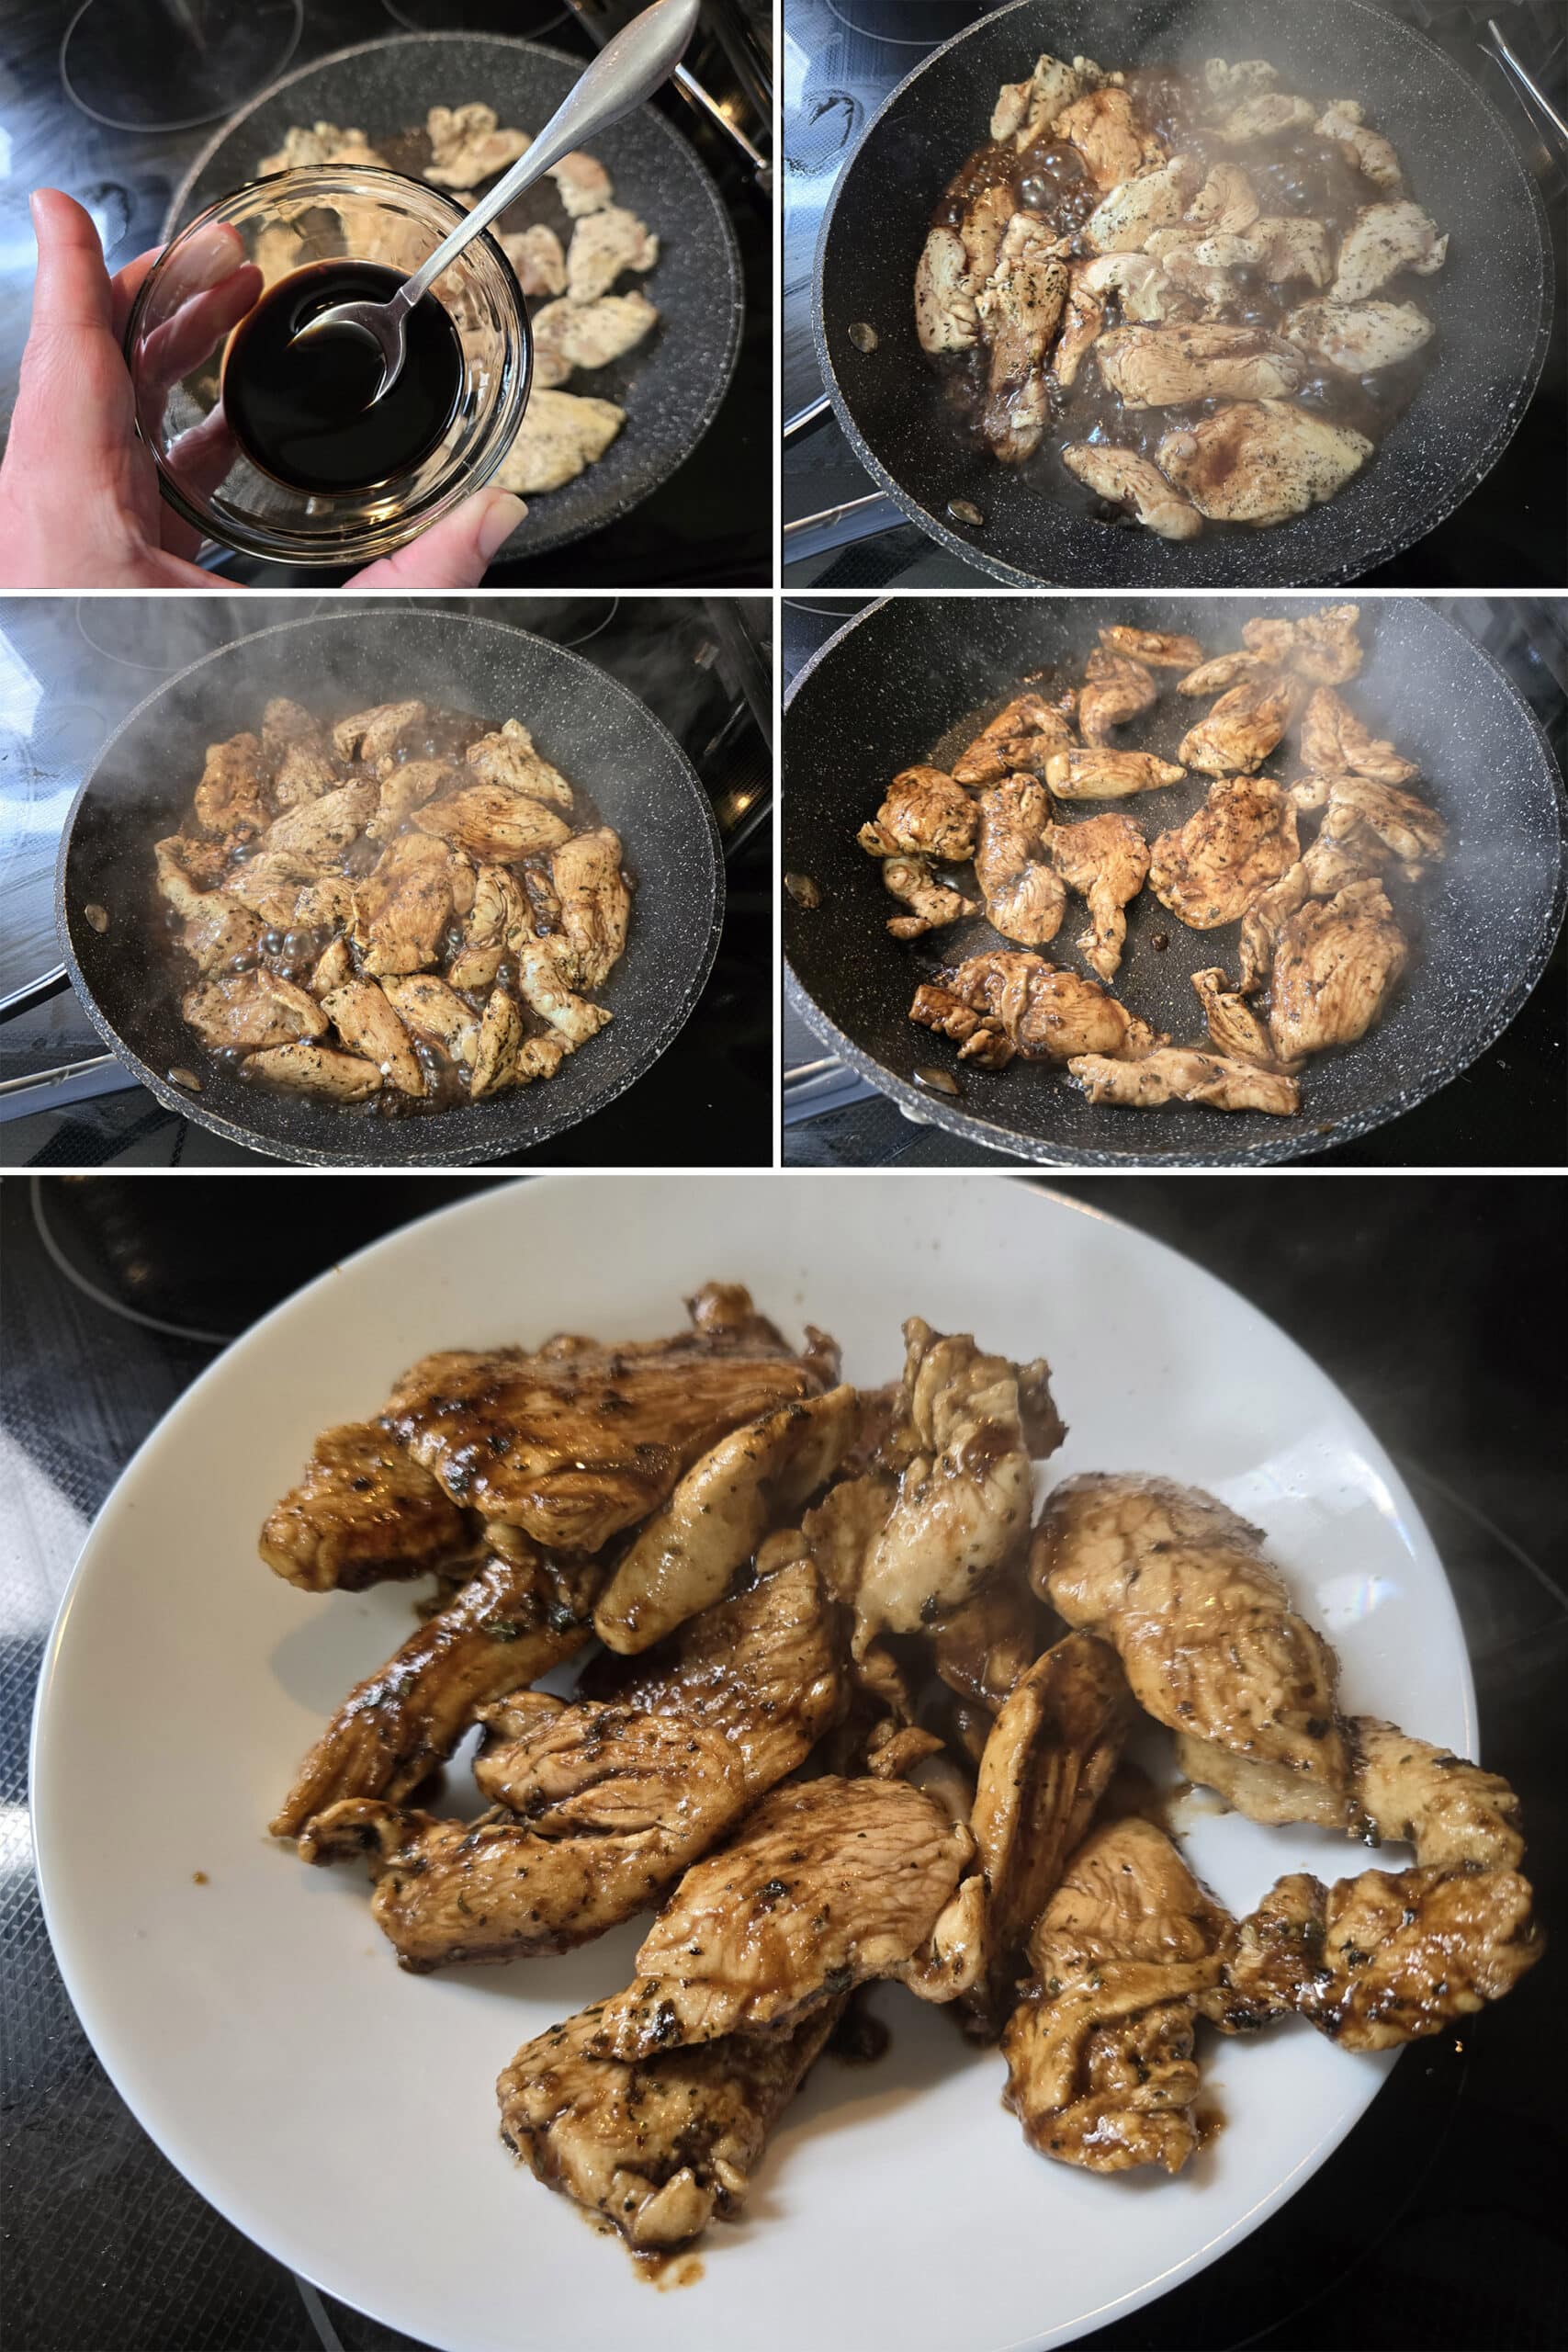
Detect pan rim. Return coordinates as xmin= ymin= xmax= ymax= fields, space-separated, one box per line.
xmin=783 ymin=594 xmax=1568 ymax=1169
xmin=54 ymin=606 xmax=726 ymax=1170
xmin=808 ymin=0 xmax=1555 ymax=591
xmin=165 ymin=30 xmax=745 ymax=566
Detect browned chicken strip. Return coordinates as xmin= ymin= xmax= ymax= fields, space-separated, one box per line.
xmin=321 ymin=980 xmax=425 ymax=1097
xmin=912 ymin=951 xmax=1159 ymax=1069
xmin=1291 ymin=771 xmax=1446 ymax=878
xmin=412 ymin=783 xmax=573 ymax=862
xmin=953 ymin=694 xmax=1076 ymax=787
xmin=858 ymin=765 xmax=978 ymax=861
xmin=243 ymin=1042 xmax=384 ymax=1100
xmin=260 ymin=1422 xmax=474 ymax=1593
xmin=1190 ymin=967 xmax=1280 ymax=1066
xmin=1067 ymin=1046 xmax=1302 ymax=1114
xmin=1044 ymin=746 xmax=1187 ymax=800
xmin=883 ymin=854 xmax=976 ymax=939
xmin=1268 ymin=878 xmax=1406 ymax=1060
xmin=191 ymin=733 xmax=269 ymax=841
xmin=465 ymin=718 xmax=574 ymax=810
xmin=545 ymin=826 xmax=630 ymax=990
xmin=351 ymin=833 xmax=455 ymax=978
xmin=1243 ymin=604 xmax=1363 ymax=684
xmin=1077 ymin=649 xmax=1157 ymax=744
xmin=976 ymin=213 xmax=1070 ymax=464
xmin=180 ymin=972 xmax=327 ymax=1053
xmin=1299 ymin=685 xmax=1419 ymax=784
xmin=1149 ymin=775 xmax=1300 ymax=928
xmin=930 ymin=1576 xmax=1049 ymax=1711
xmin=1178 ymin=673 xmax=1298 ymax=775
xmin=975 ymin=776 xmax=1067 ymax=945
xmin=1048 ymin=812 xmax=1150 ymax=981
xmin=1099 ymin=627 xmax=1205 ymax=669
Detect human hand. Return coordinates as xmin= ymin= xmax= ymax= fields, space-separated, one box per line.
xmin=0 ymin=191 xmax=526 ymax=589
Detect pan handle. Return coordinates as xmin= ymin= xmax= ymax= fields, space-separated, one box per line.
xmin=0 ymin=963 xmax=73 ymax=1021
xmin=784 ymin=393 xmax=834 ymax=445
xmin=784 ymin=490 xmax=908 ymax=565
xmin=0 ymin=1051 xmax=130 ymax=1121
xmin=1481 ymin=19 xmax=1568 ymax=162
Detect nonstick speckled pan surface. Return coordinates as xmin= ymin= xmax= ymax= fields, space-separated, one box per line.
xmin=784 ymin=598 xmax=1567 ymax=1168
xmin=170 ymin=35 xmax=742 ymax=563
xmin=813 ymin=0 xmax=1553 ymax=588
xmin=56 ymin=610 xmax=723 ymax=1168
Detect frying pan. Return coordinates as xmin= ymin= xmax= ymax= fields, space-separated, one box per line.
xmin=169 ymin=33 xmax=743 ymax=563
xmin=783 ymin=597 xmax=1567 ymax=1167
xmin=54 ymin=609 xmax=724 ymax=1168
xmin=812 ymin=0 xmax=1554 ymax=587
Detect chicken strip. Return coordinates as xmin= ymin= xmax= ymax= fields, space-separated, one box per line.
xmin=975 ymin=776 xmax=1066 ymax=946
xmin=513 ymin=939 xmax=610 ymax=1050
xmin=1298 ymin=685 xmax=1420 ymax=786
xmin=332 ymin=701 xmax=424 ymax=763
xmin=530 ymin=291 xmax=658 ymax=384
xmin=1098 ymin=322 xmax=1305 ymax=410
xmin=465 ymin=718 xmax=573 ymax=811
xmin=1082 ymin=153 xmax=1199 ymax=254
xmin=271 ymin=738 xmax=339 ymax=810
xmin=929 ymin=1577 xmax=1049 ymax=1712
xmin=548 ymin=151 xmax=613 ymax=218
xmin=1315 ymin=100 xmax=1403 ymax=192
xmin=1190 ymin=967 xmax=1280 ymax=1066
xmin=1047 ymin=812 xmax=1149 ymax=982
xmin=1044 ymin=744 xmax=1187 ymax=800
xmin=1176 ymin=650 xmax=1269 ymax=696
xmin=1055 ymin=85 xmax=1160 ymax=188
xmin=191 ymin=732 xmax=269 ymax=841
xmin=444 ymin=864 xmax=525 ymax=994
xmin=976 ymin=214 xmax=1069 ymax=465
xmin=1216 ymin=93 xmax=1315 ymax=142
xmin=991 ymin=52 xmax=1093 ymax=148
xmin=1060 ymin=443 xmax=1202 ymax=539
xmin=495 ymin=390 xmax=624 ymax=494
xmin=1067 ymin=1046 xmax=1300 ymax=1114
xmin=412 ymin=783 xmax=571 ymax=862
xmin=1002 ymin=1818 xmax=1234 ymax=2174
xmin=1268 ymin=877 xmax=1406 ymax=1060
xmin=180 ymin=971 xmax=327 ymax=1053
xmin=1178 ymin=674 xmax=1297 ymax=775
xmin=1283 ymin=297 xmax=1433 ymax=373
xmin=597 ymin=1776 xmax=983 ymax=2056
xmin=243 ymin=1041 xmax=383 ymax=1100
xmin=497 ymin=1998 xmax=839 ymax=2252
xmin=1098 ymin=628 xmax=1206 ymax=671
xmin=858 ymin=765 xmax=977 ymax=861
xmin=912 ymin=952 xmax=1158 ymax=1069
xmin=467 ymin=987 xmax=521 ymax=1100
xmin=542 ymin=827 xmax=629 ymax=990
xmin=1331 ymin=200 xmax=1448 ymax=302
xmin=1158 ymin=401 xmax=1372 ymax=525
xmin=220 ymin=851 xmax=321 ymax=929
xmin=963 ymin=1633 xmax=1133 ymax=2038
xmin=1077 ymin=649 xmax=1156 ymax=744
xmin=500 ymin=222 xmax=567 ymax=300
xmin=316 ymin=980 xmax=423 ymax=1097
xmin=567 ymin=205 xmax=658 ymax=302
xmin=953 ymin=695 xmax=1074 ymax=787
xmin=1149 ymin=775 xmax=1300 ymax=931
xmin=349 ymin=832 xmax=454 ymax=978
xmin=264 ymin=780 xmax=375 ymax=866
xmin=883 ymin=854 xmax=975 ymax=940
xmin=378 ymin=975 xmax=479 ymax=1071
xmin=915 ymin=184 xmax=1014 ymax=354
xmin=365 ymin=756 xmax=455 ymax=842
xmin=257 ymin=120 xmax=384 ymax=175
xmin=1203 ymin=59 xmax=1280 ymax=109
xmin=1294 ymin=772 xmax=1446 ymax=879
xmin=423 ymin=102 xmax=528 ymax=187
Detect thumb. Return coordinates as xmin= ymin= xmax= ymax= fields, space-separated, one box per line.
xmin=347 ymin=488 xmax=525 ymax=589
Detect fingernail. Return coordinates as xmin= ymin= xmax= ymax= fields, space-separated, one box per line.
xmin=476 ymin=491 xmax=526 ymax=561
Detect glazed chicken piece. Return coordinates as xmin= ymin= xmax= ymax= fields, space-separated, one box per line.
xmin=882 ymin=855 xmax=975 ymax=939
xmin=1190 ymin=967 xmax=1280 ymax=1067
xmin=1246 ymin=603 xmax=1363 ymax=685
xmin=1283 ymin=298 xmax=1433 ymax=374
xmin=963 ymin=1633 xmax=1133 ymax=2038
xmin=1067 ymin=1046 xmax=1301 ymax=1114
xmin=975 ymin=777 xmax=1066 ymax=946
xmin=378 ymin=975 xmax=479 ymax=1072
xmin=1158 ymin=401 xmax=1372 ymax=526
xmin=567 ymin=205 xmax=658 ymax=302
xmin=991 ymin=52 xmax=1097 ymax=148
xmin=412 ymin=782 xmax=571 ymax=861
xmin=1203 ymin=59 xmax=1280 ymax=109
xmin=915 ymin=183 xmax=1014 ymax=354
xmin=243 ymin=1041 xmax=383 ymax=1100
xmin=179 ymin=971 xmax=326 ymax=1053
xmin=332 ymin=701 xmax=424 ymax=763
xmin=321 ymin=980 xmax=425 ymax=1098
xmin=220 ymin=850 xmax=321 ymax=929
xmin=1077 ymin=648 xmax=1157 ymax=744
xmin=543 ymin=827 xmax=629 ymax=990
xmin=1216 ymin=92 xmax=1315 ymax=142
xmin=1002 ymin=1818 xmax=1234 ymax=2174
xmin=858 ymin=765 xmax=977 ymax=861
xmin=1302 ymin=773 xmax=1446 ymax=881
xmin=976 ymin=213 xmax=1070 ymax=464
xmin=468 ymin=987 xmax=522 ymax=1100
xmin=911 ymin=951 xmax=1158 ymax=1069
xmin=499 ymin=223 xmax=567 ymax=300
xmin=530 ymin=291 xmax=658 ymax=384
xmin=423 ymin=102 xmax=528 ymax=188
xmin=597 ymin=1775 xmax=984 ymax=2056
xmin=1331 ymin=200 xmax=1448 ymax=302
xmin=1268 ymin=878 xmax=1407 ymax=1060
xmin=548 ymin=150 xmax=613 ymax=218
xmin=364 ymin=757 xmax=454 ymax=842
xmin=1055 ymin=85 xmax=1161 ymax=188
xmin=270 ymin=1546 xmax=592 ymax=1839
xmin=1082 ymin=153 xmax=1199 ymax=254
xmin=1315 ymin=100 xmax=1403 ymax=192
xmin=1061 ymin=442 xmax=1204 ymax=538
xmin=378 ymin=1286 xmax=836 ymax=1554
xmin=1032 ymin=1475 xmax=1352 ymax=1800
xmin=265 ymin=779 xmax=375 ymax=868
xmin=514 ymin=940 xmax=611 ymax=1051
xmin=271 ymin=737 xmax=339 ymax=810
xmin=497 ymin=1997 xmax=839 ymax=2251
xmin=191 ymin=732 xmax=270 ymax=842
xmin=953 ymin=695 xmax=1074 ymax=787
xmin=929 ymin=1576 xmax=1049 ymax=1711
xmin=1044 ymin=745 xmax=1186 ymax=800
xmin=1053 ymin=254 xmax=1178 ymax=390
xmin=496 ymin=390 xmax=624 ymax=493
xmin=1178 ymin=674 xmax=1297 ymax=775
xmin=259 ymin=1422 xmax=472 ymax=1593
xmin=1176 ymin=649 xmax=1269 ymax=696
xmin=1299 ymin=685 xmax=1420 ymax=786
xmin=1047 ymin=812 xmax=1150 ymax=982
xmin=179 ymin=893 xmax=265 ymax=979
xmin=1183 ymin=159 xmax=1260 ymax=232
xmin=350 ymin=834 xmax=455 ymax=979
xmin=1099 ymin=627 xmax=1205 ymax=670
xmin=446 ymin=864 xmax=525 ymax=993
xmin=465 ymin=718 xmax=574 ymax=810
xmin=1098 ymin=322 xmax=1305 ymax=410
xmin=592 ymin=1385 xmax=861 ymax=1653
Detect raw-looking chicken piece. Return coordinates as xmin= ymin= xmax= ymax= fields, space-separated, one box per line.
xmin=499 ymin=1997 xmax=840 ymax=2250
xmin=976 ymin=213 xmax=1070 ymax=465
xmin=915 ymin=184 xmax=1014 ymax=354
xmin=321 ymin=980 xmax=425 ymax=1098
xmin=1032 ymin=1475 xmax=1352 ymax=1798
xmin=858 ymin=765 xmax=977 ymax=861
xmin=530 ymin=291 xmax=658 ymax=383
xmin=1216 ymin=93 xmax=1315 ymax=143
xmin=1047 ymin=812 xmax=1150 ymax=982
xmin=257 ymin=120 xmax=385 ymax=175
xmin=883 ymin=854 xmax=976 ymax=939
xmin=265 ymin=779 xmax=376 ymax=867
xmin=1097 ymin=322 xmax=1305 ymax=409
xmin=1190 ymin=967 xmax=1280 ymax=1067
xmin=351 ymin=832 xmax=455 ymax=977
xmin=1315 ymin=100 xmax=1403 ymax=191
xmin=495 ymin=389 xmax=625 ymax=494
xmin=911 ymin=952 xmax=1158 ymax=1070
xmin=378 ymin=975 xmax=479 ymax=1071
xmin=1002 ymin=1818 xmax=1235 ymax=2174
xmin=953 ymin=694 xmax=1074 ymax=787
xmin=1060 ymin=444 xmax=1202 ymax=539
xmin=1298 ymin=685 xmax=1420 ymax=785
xmin=1158 ymin=401 xmax=1372 ymax=526
xmin=1098 ymin=628 xmax=1207 ymax=671
xmin=332 ymin=700 xmax=423 ymax=763
xmin=1331 ymin=200 xmax=1448 ymax=302
xmin=548 ymin=151 xmax=613 ymax=217
xmin=179 ymin=971 xmax=326 ymax=1053
xmin=991 ymin=52 xmax=1095 ymax=148
xmin=412 ymin=782 xmax=571 ymax=861
xmin=500 ymin=223 xmax=567 ymax=300
xmin=1083 ymin=153 xmax=1200 ymax=254
xmin=597 ymin=1775 xmax=984 ymax=2056
xmin=1077 ymin=648 xmax=1157 ymax=744
xmin=974 ymin=776 xmax=1066 ymax=946
xmin=270 ymin=1546 xmax=592 ymax=1838
xmin=963 ymin=1633 xmax=1133 ymax=2038
xmin=1203 ymin=59 xmax=1280 ymax=109
xmin=1044 ymin=744 xmax=1187 ymax=800
xmin=1283 ymin=297 xmax=1433 ymax=373
xmin=592 ymin=1385 xmax=861 ymax=1654
xmin=567 ymin=205 xmax=658 ymax=302
xmin=191 ymin=732 xmax=269 ymax=841
xmin=1293 ymin=771 xmax=1446 ymax=878
xmin=1055 ymin=85 xmax=1161 ymax=188
xmin=1068 ymin=1046 xmax=1300 ymax=1114
xmin=1178 ymin=674 xmax=1297 ymax=775
xmin=243 ymin=1041 xmax=383 ymax=1100
xmin=466 ymin=717 xmax=574 ymax=809
xmin=423 ymin=103 xmax=529 ymax=189
xmin=542 ymin=827 xmax=629 ymax=989
xmin=1267 ymin=877 xmax=1407 ymax=1060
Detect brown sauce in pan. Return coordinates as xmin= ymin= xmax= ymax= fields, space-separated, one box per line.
xmin=926 ymin=67 xmax=1438 ymax=530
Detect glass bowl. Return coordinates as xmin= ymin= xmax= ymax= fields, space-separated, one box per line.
xmin=124 ymin=166 xmax=531 ymax=567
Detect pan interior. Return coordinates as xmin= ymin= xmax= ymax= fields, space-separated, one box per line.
xmin=784 ymin=597 xmax=1566 ymax=1165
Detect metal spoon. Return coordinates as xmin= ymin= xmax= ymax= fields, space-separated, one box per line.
xmin=288 ymin=0 xmax=700 ymax=398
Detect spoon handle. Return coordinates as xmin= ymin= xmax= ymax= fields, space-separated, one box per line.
xmin=399 ymin=0 xmax=701 ymax=312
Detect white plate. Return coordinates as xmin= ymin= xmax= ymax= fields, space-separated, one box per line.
xmin=32 ymin=1175 xmax=1474 ymax=2352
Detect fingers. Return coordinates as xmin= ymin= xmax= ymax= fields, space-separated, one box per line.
xmin=345 ymin=489 xmax=526 ymax=588
xmin=110 ymin=246 xmax=164 ymax=343
xmin=138 ymin=263 xmax=263 ymax=401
